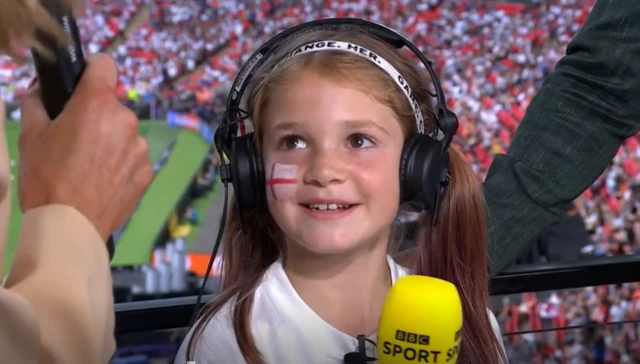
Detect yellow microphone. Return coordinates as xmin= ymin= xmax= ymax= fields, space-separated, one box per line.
xmin=377 ymin=275 xmax=462 ymax=364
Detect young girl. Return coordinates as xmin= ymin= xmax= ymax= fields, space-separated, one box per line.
xmin=176 ymin=29 xmax=507 ymax=363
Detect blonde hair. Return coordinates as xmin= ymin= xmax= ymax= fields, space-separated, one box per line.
xmin=189 ymin=30 xmax=506 ymax=363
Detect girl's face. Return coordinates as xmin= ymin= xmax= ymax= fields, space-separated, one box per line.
xmin=260 ymin=70 xmax=405 ymax=257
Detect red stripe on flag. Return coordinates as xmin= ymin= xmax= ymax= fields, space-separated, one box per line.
xmin=267 ymin=164 xmax=296 ymax=200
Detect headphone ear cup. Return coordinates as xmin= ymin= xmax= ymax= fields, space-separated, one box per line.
xmin=230 ymin=134 xmax=266 ymax=210
xmin=399 ymin=134 xmax=448 ymax=212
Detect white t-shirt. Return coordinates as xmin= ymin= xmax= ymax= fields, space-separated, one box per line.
xmin=175 ymin=256 xmax=507 ymax=364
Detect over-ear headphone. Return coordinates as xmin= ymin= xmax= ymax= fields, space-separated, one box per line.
xmin=216 ymin=18 xmax=459 ymax=217
xmin=187 ymin=17 xmax=462 ymax=342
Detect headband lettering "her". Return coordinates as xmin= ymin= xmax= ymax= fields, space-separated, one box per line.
xmin=281 ymin=40 xmax=425 ymax=134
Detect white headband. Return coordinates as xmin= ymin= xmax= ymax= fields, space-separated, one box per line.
xmin=282 ymin=40 xmax=426 ymax=134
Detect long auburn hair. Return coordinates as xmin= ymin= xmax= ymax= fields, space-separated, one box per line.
xmin=188 ymin=30 xmax=506 ymax=363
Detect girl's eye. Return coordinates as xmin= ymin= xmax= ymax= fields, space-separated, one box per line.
xmin=279 ymin=135 xmax=307 ymax=150
xmin=348 ymin=134 xmax=375 ymax=149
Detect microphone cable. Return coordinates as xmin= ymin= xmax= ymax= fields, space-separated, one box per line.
xmin=187 ymin=182 xmax=228 ymax=328
xmin=185 ymin=111 xmax=252 ymax=329
xmin=186 ymin=121 xmax=234 ymax=328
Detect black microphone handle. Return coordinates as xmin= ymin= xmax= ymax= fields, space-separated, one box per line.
xmin=343 ymin=352 xmax=365 ymax=364
xmin=31 ymin=0 xmax=115 ymax=260
xmin=343 ymin=352 xmax=376 ymax=364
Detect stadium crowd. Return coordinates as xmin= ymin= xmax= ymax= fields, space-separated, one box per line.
xmin=0 ymin=0 xmax=144 ymax=102
xmin=496 ymin=283 xmax=640 ymax=363
xmin=3 ymin=0 xmax=640 ymax=361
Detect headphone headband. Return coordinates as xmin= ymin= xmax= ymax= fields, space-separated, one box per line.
xmin=279 ymin=40 xmax=425 ymax=134
xmin=219 ymin=18 xmax=458 ymax=156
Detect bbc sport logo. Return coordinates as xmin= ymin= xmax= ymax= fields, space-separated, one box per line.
xmin=395 ymin=329 xmax=430 ymax=346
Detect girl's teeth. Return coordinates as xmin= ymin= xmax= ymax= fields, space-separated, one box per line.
xmin=307 ymin=204 xmax=349 ymax=211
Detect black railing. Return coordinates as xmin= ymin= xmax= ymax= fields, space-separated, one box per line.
xmin=114 ymin=255 xmax=640 ymax=335
xmin=115 ymin=294 xmax=215 ymax=335
xmin=489 ymin=254 xmax=640 ymax=294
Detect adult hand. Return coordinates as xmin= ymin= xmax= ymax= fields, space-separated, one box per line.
xmin=18 ymin=53 xmax=154 ymax=241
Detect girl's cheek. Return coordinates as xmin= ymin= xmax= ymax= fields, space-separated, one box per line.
xmin=265 ymin=162 xmax=298 ymax=201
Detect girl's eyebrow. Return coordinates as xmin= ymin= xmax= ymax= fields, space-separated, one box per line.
xmin=270 ymin=120 xmax=301 ymax=134
xmin=270 ymin=119 xmax=391 ymax=136
xmin=342 ymin=119 xmax=391 ymax=136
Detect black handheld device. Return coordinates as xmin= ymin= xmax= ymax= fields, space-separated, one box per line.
xmin=31 ymin=0 xmax=115 ymax=260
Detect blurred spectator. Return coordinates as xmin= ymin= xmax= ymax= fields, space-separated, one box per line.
xmin=496 ymin=282 xmax=640 ymax=363
xmin=183 ymin=203 xmax=200 ymax=225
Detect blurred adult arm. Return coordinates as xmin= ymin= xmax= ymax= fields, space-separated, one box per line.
xmin=394 ymin=0 xmax=640 ymax=274
xmin=484 ymin=0 xmax=640 ymax=274
xmin=0 ymin=55 xmax=153 ymax=363
xmin=1 ymin=207 xmax=112 ymax=364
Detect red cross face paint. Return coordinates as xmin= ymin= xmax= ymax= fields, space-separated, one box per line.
xmin=266 ymin=163 xmax=298 ymax=201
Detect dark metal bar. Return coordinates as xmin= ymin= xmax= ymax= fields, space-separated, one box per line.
xmin=490 ymin=255 xmax=640 ymax=294
xmin=114 ymin=256 xmax=640 ymax=335
xmin=115 ymin=294 xmax=215 ymax=335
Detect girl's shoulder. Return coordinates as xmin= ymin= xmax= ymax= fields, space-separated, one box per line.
xmin=388 ymin=255 xmax=413 ymax=282
xmin=487 ymin=308 xmax=508 ymax=361
xmin=175 ymin=300 xmax=243 ymax=363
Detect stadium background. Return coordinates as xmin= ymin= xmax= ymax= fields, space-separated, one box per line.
xmin=4 ymin=0 xmax=640 ymax=362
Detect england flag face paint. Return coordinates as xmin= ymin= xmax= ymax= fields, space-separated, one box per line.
xmin=266 ymin=163 xmax=298 ymax=200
